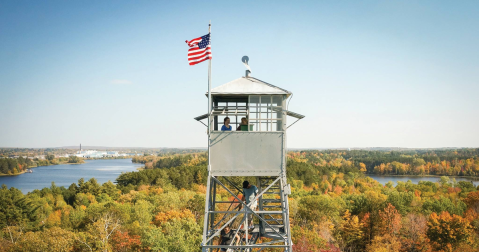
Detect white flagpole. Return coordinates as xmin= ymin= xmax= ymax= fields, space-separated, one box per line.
xmin=202 ymin=21 xmax=212 ymax=250
xmin=207 ymin=20 xmax=212 ymax=168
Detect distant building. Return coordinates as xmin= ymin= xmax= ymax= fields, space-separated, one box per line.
xmin=74 ymin=150 xmax=106 ymax=158
xmin=106 ymin=151 xmax=119 ymax=157
xmin=72 ymin=150 xmax=125 ymax=158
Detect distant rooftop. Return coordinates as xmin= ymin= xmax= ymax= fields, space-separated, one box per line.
xmin=207 ymin=76 xmax=291 ymax=96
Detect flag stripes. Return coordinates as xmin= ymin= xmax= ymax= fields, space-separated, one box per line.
xmin=186 ymin=33 xmax=212 ymax=65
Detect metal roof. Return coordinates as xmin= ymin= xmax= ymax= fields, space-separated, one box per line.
xmin=207 ymin=77 xmax=292 ymax=96
xmin=286 ymin=110 xmax=305 ymax=119
xmin=194 ymin=110 xmax=305 ymax=121
xmin=194 ymin=114 xmax=208 ymax=121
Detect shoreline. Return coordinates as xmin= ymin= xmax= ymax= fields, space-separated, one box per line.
xmin=0 ymin=170 xmax=28 ymax=177
xmin=0 ymin=158 xmax=134 ymax=177
xmin=0 ymin=161 xmax=85 ymax=177
xmin=366 ymin=174 xmax=479 ymax=180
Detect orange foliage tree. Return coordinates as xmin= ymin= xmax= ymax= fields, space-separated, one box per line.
xmin=111 ymin=230 xmax=142 ymax=252
xmin=291 ymin=226 xmax=326 ymax=252
xmin=378 ymin=203 xmax=401 ymax=236
xmin=464 ymin=191 xmax=479 ymax=211
xmin=427 ymin=211 xmax=473 ymax=251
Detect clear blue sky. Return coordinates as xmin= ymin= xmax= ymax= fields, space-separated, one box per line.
xmin=0 ymin=1 xmax=478 ymax=148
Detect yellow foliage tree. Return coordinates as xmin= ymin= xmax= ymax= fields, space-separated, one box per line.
xmin=359 ymin=162 xmax=367 ymax=173
xmin=45 ymin=210 xmax=62 ymax=227
xmin=366 ymin=234 xmax=401 ymax=252
xmin=340 ymin=210 xmax=364 ymax=248
xmin=153 ymin=209 xmax=195 ymax=226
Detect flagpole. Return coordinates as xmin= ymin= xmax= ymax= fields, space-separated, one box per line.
xmin=202 ymin=21 xmax=213 ymax=250
xmin=207 ymin=20 xmax=212 ymax=168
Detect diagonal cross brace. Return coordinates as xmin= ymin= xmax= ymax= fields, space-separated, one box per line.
xmin=247 ymin=177 xmax=281 ymax=208
xmin=211 ymin=177 xmax=280 ymax=232
xmin=228 ymin=213 xmax=246 ymax=247
xmin=204 ymin=209 xmax=242 ymax=245
xmin=203 ymin=177 xmax=248 ymax=245
xmin=211 ymin=177 xmax=287 ymax=243
xmin=222 ymin=176 xmax=244 ymax=195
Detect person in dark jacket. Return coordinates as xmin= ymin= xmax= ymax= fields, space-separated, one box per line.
xmin=219 ymin=225 xmax=240 ymax=251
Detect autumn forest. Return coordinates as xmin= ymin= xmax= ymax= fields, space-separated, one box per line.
xmin=1 ymin=149 xmax=479 ymax=251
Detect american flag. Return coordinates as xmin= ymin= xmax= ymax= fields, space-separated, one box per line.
xmin=186 ymin=33 xmax=212 ymax=65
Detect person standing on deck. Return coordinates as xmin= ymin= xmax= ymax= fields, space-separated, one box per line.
xmin=240 ymin=180 xmax=258 ymax=230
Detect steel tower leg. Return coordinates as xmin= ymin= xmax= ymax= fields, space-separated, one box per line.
xmin=202 ymin=173 xmax=212 ymax=252
xmin=280 ymin=177 xmax=293 ymax=251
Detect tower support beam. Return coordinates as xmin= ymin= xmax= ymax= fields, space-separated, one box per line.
xmin=201 ymin=176 xmax=292 ymax=251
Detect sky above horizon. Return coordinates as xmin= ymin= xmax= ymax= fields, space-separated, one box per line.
xmin=1 ymin=1 xmax=478 ymax=148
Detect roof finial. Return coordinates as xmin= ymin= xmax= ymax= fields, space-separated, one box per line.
xmin=242 ymin=56 xmax=251 ymax=77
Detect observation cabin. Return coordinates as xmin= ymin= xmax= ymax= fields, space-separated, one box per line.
xmin=195 ymin=74 xmax=304 ymax=177
xmin=195 ymin=57 xmax=304 ymax=252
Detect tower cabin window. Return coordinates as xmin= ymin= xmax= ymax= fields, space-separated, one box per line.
xmin=213 ymin=96 xmax=248 ymax=131
xmin=213 ymin=95 xmax=283 ymax=132
xmin=248 ymin=95 xmax=283 ymax=132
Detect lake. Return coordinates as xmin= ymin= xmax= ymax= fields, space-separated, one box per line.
xmin=367 ymin=174 xmax=479 ymax=187
xmin=2 ymin=160 xmax=479 ymax=194
xmin=0 ymin=159 xmax=143 ymax=194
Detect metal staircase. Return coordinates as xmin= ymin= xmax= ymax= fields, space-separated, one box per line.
xmin=258 ymin=177 xmax=288 ymax=242
xmin=201 ymin=176 xmax=292 ymax=251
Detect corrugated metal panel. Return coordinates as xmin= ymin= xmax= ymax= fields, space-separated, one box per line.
xmin=210 ymin=131 xmax=283 ymax=176
xmin=207 ymin=77 xmax=291 ymax=96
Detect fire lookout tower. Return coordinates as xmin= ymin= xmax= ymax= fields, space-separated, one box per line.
xmin=195 ymin=58 xmax=304 ymax=251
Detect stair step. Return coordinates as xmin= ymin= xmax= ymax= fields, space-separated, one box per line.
xmin=266 ymin=224 xmax=285 ymax=228
xmin=262 ymin=199 xmax=281 ymax=203
xmin=264 ymin=228 xmax=286 ymax=234
xmin=263 ymin=228 xmax=285 ymax=234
